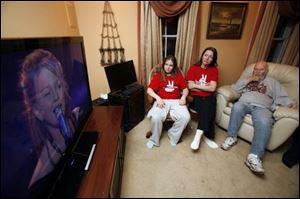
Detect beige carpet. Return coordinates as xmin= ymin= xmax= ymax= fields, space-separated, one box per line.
xmin=120 ymin=118 xmax=299 ymax=197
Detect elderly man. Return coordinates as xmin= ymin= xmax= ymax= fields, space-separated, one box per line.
xmin=220 ymin=61 xmax=298 ymax=175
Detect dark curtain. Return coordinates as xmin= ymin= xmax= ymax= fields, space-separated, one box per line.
xmin=278 ymin=1 xmax=299 ymax=20
xmin=149 ymin=1 xmax=192 ymax=17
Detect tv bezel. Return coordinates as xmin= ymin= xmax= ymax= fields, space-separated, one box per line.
xmin=104 ymin=60 xmax=137 ymax=93
xmin=1 ymin=36 xmax=93 ymax=197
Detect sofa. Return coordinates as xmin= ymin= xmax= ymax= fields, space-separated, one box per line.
xmin=216 ymin=62 xmax=299 ymax=151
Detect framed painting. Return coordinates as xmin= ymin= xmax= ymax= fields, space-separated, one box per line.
xmin=207 ymin=2 xmax=248 ymax=39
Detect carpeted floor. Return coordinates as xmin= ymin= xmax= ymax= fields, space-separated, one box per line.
xmin=120 ymin=118 xmax=299 ymax=197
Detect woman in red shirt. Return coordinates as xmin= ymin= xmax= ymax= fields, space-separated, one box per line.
xmin=146 ymin=55 xmax=190 ymax=149
xmin=186 ymin=47 xmax=219 ymax=150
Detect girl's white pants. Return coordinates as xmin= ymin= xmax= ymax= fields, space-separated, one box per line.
xmin=147 ymin=99 xmax=191 ymax=146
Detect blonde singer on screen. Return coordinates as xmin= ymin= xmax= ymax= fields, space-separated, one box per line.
xmin=19 ymin=49 xmax=80 ymax=188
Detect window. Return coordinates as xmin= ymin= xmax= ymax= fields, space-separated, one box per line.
xmin=162 ymin=16 xmax=179 ymax=58
xmin=267 ymin=16 xmax=295 ymax=63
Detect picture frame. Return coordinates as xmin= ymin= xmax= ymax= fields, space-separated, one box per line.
xmin=206 ymin=2 xmax=248 ymax=39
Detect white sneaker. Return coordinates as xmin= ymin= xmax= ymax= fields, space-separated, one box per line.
xmin=190 ymin=131 xmax=203 ymax=150
xmin=245 ymin=153 xmax=265 ymax=175
xmin=220 ymin=136 xmax=237 ymax=151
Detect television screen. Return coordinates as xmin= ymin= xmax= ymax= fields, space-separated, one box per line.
xmin=104 ymin=60 xmax=137 ymax=92
xmin=1 ymin=37 xmax=92 ymax=197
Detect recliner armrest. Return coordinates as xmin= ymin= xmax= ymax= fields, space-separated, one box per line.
xmin=147 ymin=95 xmax=154 ymax=105
xmin=273 ymin=106 xmax=299 ymax=121
xmin=187 ymin=95 xmax=194 ymax=103
xmin=217 ymin=85 xmax=240 ymax=102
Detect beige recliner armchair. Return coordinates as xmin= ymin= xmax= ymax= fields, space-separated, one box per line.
xmin=216 ymin=62 xmax=299 ymax=151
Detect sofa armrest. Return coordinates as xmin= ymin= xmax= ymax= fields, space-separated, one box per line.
xmin=217 ymin=85 xmax=240 ymax=102
xmin=216 ymin=85 xmax=239 ymax=124
xmin=273 ymin=106 xmax=299 ymax=121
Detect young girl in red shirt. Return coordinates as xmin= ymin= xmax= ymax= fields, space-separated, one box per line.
xmin=146 ymin=55 xmax=190 ymax=149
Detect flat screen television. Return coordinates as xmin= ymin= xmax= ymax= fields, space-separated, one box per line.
xmin=1 ymin=36 xmax=93 ymax=197
xmin=104 ymin=60 xmax=137 ymax=93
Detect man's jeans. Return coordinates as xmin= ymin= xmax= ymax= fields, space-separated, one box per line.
xmin=228 ymin=102 xmax=274 ymax=159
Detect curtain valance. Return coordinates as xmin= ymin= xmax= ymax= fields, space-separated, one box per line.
xmin=149 ymin=1 xmax=192 ymax=17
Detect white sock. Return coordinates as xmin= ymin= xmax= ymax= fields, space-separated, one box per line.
xmin=146 ymin=140 xmax=155 ymax=149
xmin=190 ymin=129 xmax=203 ymax=150
xmin=170 ymin=139 xmax=176 ymax=146
xmin=204 ymin=137 xmax=219 ymax=149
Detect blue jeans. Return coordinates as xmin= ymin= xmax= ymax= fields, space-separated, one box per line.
xmin=228 ymin=102 xmax=274 ymax=159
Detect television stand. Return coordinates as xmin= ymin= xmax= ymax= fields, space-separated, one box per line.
xmin=108 ymin=83 xmax=145 ymax=132
xmin=122 ymin=82 xmax=140 ymax=95
xmin=50 ymin=131 xmax=99 ymax=197
xmin=77 ymin=106 xmax=125 ymax=198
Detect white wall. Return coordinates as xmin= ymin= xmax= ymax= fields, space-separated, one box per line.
xmin=1 ymin=1 xmax=139 ymax=100
xmin=1 ymin=1 xmax=79 ymax=37
xmin=75 ymin=1 xmax=138 ymax=99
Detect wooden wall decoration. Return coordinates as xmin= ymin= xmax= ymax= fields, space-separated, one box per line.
xmin=99 ymin=1 xmax=126 ymax=66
